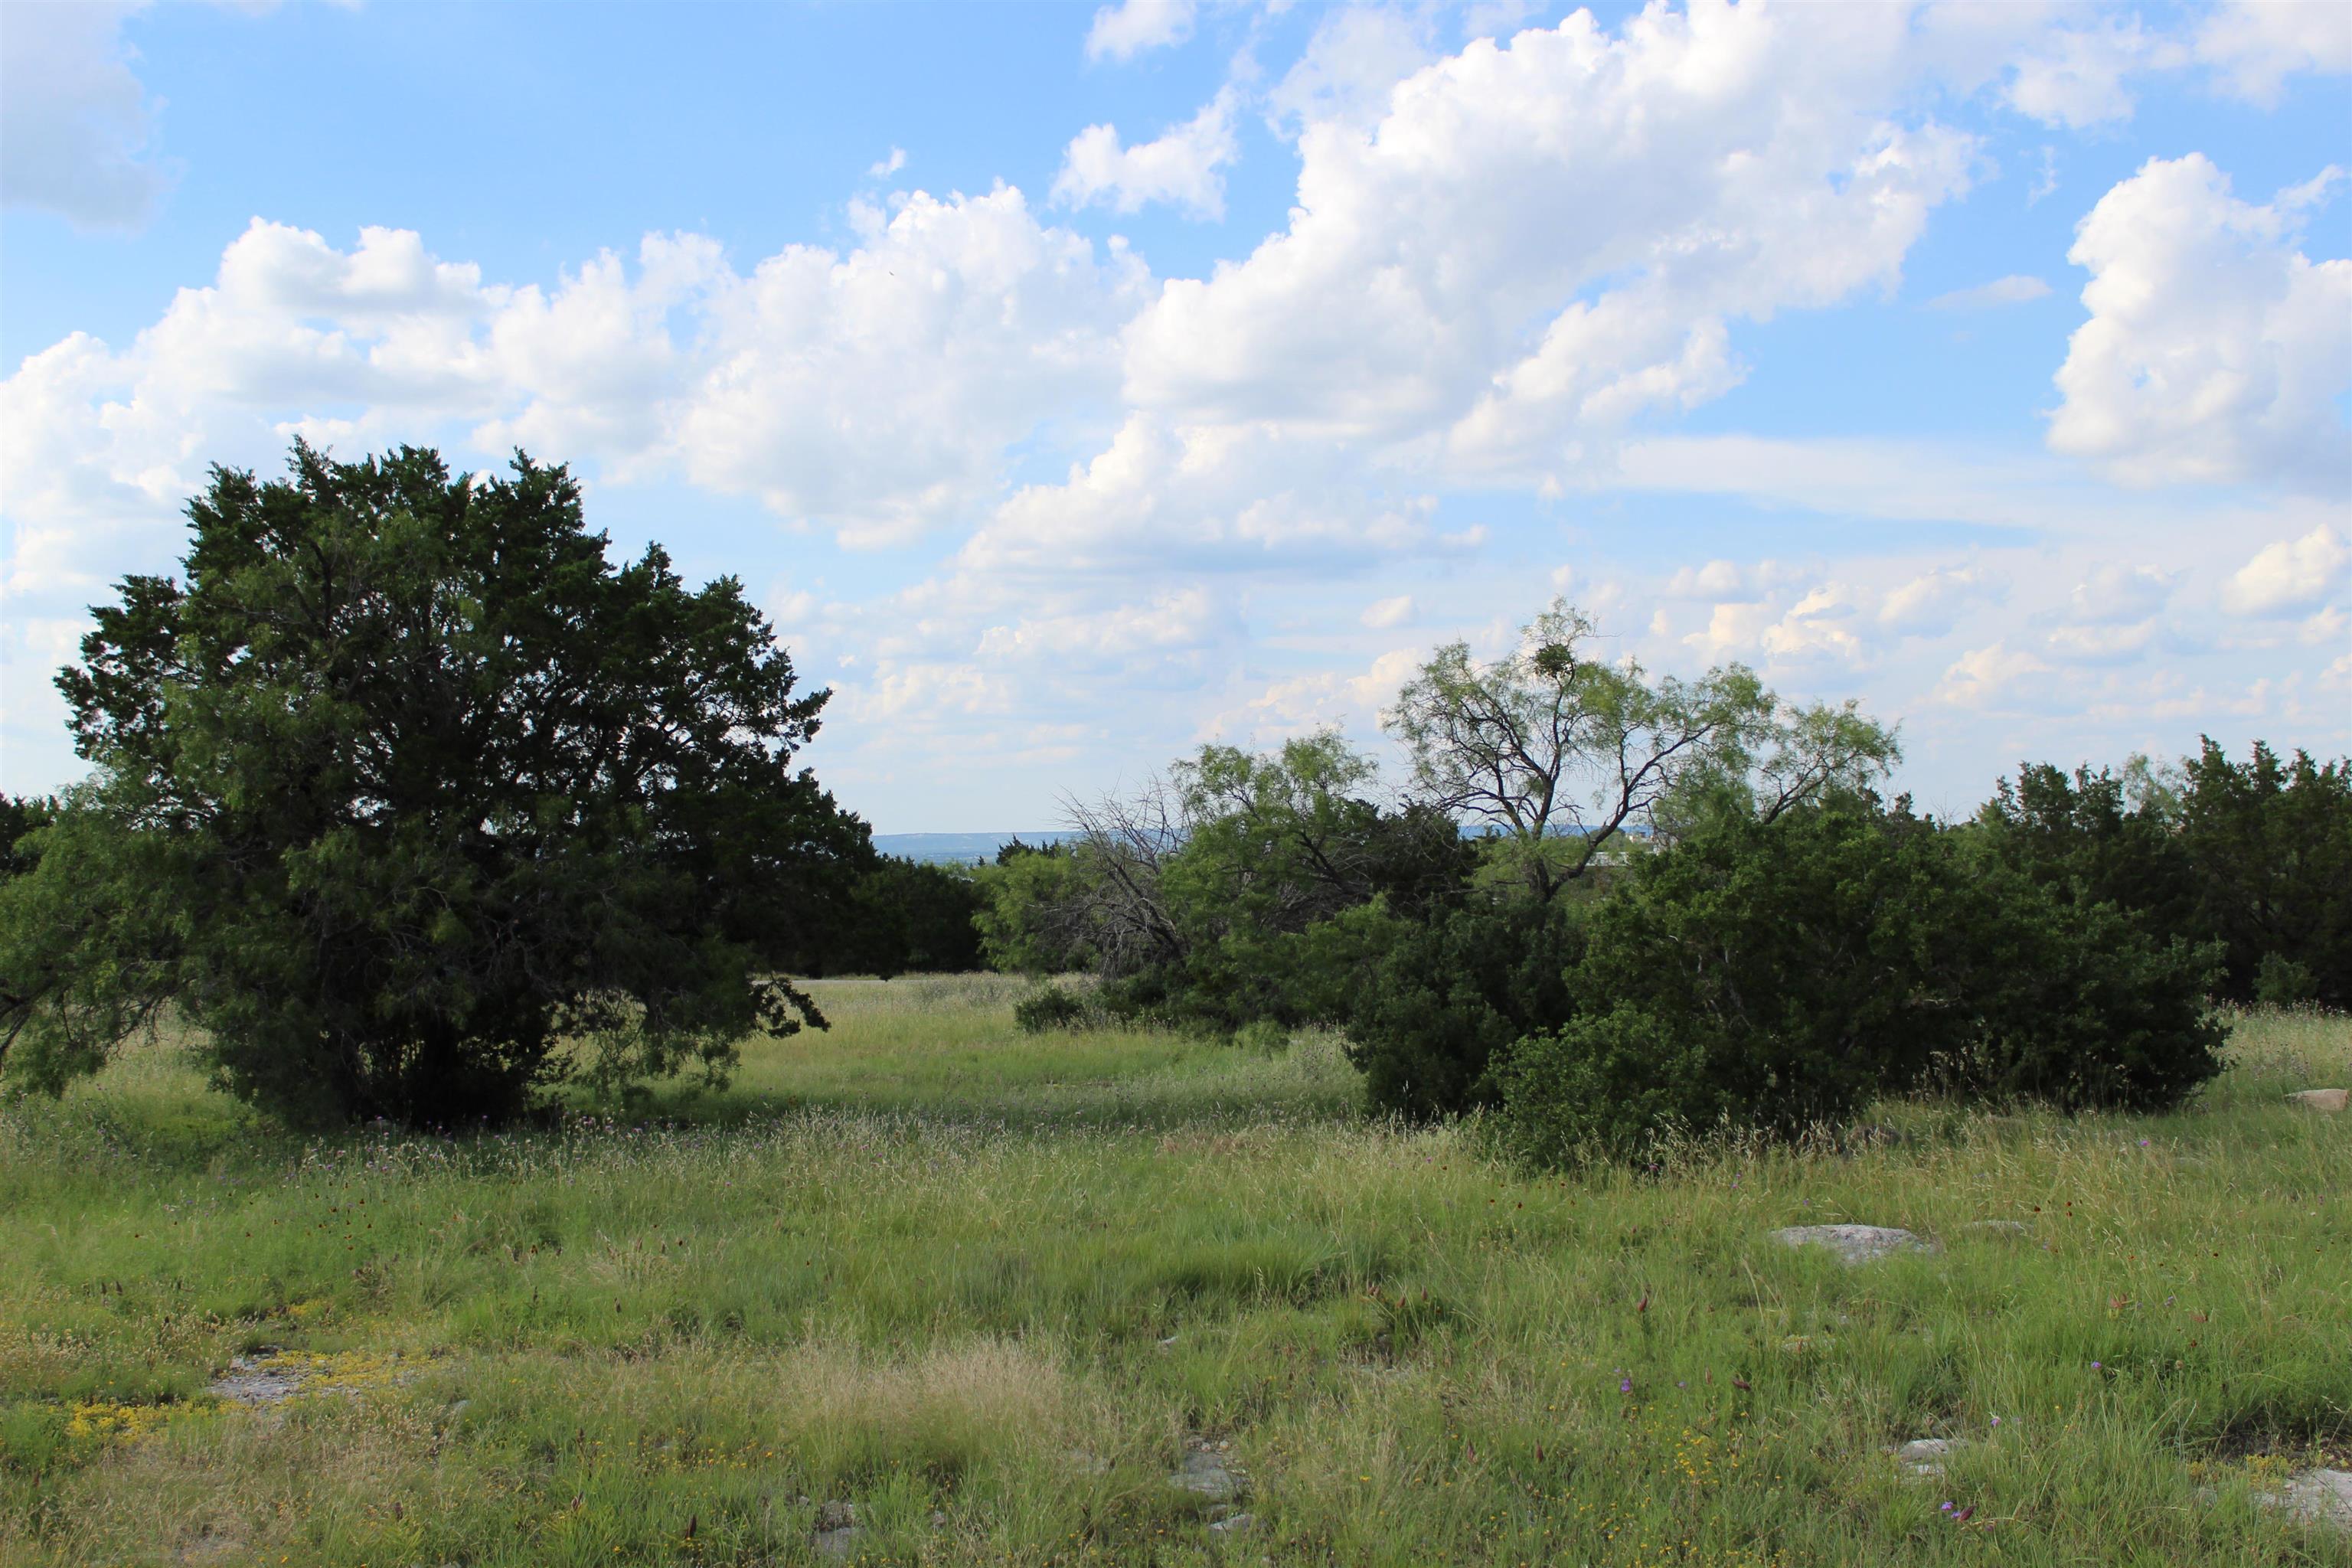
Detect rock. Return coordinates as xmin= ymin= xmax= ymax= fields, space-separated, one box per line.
xmin=1963 ymin=1220 xmax=2032 ymax=1240
xmin=1170 ymin=1446 xmax=1242 ymax=1502
xmin=2257 ymin=1468 xmax=2352 ymax=1530
xmin=207 ymin=1356 xmax=306 ymax=1406
xmin=1209 ymin=1511 xmax=1256 ymax=1535
xmin=812 ymin=1500 xmax=859 ymax=1560
xmin=1772 ymin=1225 xmax=1937 ymax=1265
xmin=2286 ymin=1089 xmax=2348 ymax=1113
xmin=1890 ymin=1437 xmax=1968 ymax=1478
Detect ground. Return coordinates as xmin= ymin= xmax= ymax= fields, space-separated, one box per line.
xmin=2 ymin=978 xmax=2347 ymax=1566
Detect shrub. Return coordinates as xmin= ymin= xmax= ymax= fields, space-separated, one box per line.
xmin=1341 ymin=894 xmax=1584 ymax=1119
xmin=1013 ymin=985 xmax=1088 ymax=1034
xmin=1233 ymin=1018 xmax=1290 ymax=1054
xmin=2255 ymin=952 xmax=2319 ymax=1008
xmin=1487 ymin=792 xmax=2226 ymax=1164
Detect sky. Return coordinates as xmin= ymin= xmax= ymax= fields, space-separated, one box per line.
xmin=2 ymin=0 xmax=2347 ymax=832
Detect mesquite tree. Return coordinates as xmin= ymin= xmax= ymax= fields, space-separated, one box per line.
xmin=1383 ymin=599 xmax=1897 ymax=897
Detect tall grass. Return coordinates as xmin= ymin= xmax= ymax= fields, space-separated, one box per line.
xmin=2 ymin=990 xmax=2344 ymax=1565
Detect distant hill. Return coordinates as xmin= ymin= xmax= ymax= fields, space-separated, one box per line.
xmin=871 ymin=831 xmax=1080 ymax=866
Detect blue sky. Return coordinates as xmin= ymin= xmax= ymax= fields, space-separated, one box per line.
xmin=3 ymin=0 xmax=2347 ymax=830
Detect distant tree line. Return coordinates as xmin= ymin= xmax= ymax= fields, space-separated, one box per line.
xmin=978 ymin=602 xmax=2347 ymax=1162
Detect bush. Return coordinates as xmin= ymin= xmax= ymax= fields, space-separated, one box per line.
xmin=2255 ymin=952 xmax=2319 ymax=1008
xmin=1013 ymin=985 xmax=1088 ymax=1034
xmin=1486 ymin=793 xmax=2226 ymax=1164
xmin=1341 ymin=894 xmax=1583 ymax=1119
xmin=1233 ymin=1018 xmax=1290 ymax=1054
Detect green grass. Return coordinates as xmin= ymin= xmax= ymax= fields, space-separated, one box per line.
xmin=2 ymin=982 xmax=2347 ymax=1566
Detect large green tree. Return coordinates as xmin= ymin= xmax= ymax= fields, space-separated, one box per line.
xmin=0 ymin=443 xmax=869 ymax=1126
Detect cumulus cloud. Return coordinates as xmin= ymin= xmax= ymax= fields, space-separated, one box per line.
xmin=956 ymin=413 xmax=1461 ymax=577
xmin=1926 ymin=275 xmax=2051 ymax=310
xmin=1361 ymin=594 xmax=1414 ymax=629
xmin=2223 ymin=524 xmax=2350 ymax=616
xmin=1053 ymin=91 xmax=1238 ymax=220
xmin=2050 ymin=154 xmax=2352 ymax=488
xmin=1124 ymin=4 xmax=1977 ymax=490
xmin=0 ymin=2 xmax=168 ymax=230
xmin=2 ymin=194 xmax=1151 ymax=594
xmin=1880 ymin=565 xmax=1999 ymax=636
xmin=1084 ymin=0 xmax=1194 ymax=63
xmin=2000 ymin=15 xmax=2180 ymax=129
xmin=1934 ymin=642 xmax=2054 ymax=709
xmin=2195 ymin=0 xmax=2352 ymax=106
xmin=2065 ymin=564 xmax=2173 ymax=625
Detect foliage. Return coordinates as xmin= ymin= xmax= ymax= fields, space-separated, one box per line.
xmin=1490 ymin=794 xmax=2225 ymax=1164
xmin=2174 ymin=738 xmax=2352 ymax=1008
xmin=1338 ymin=894 xmax=1583 ymax=1119
xmin=1978 ymin=740 xmax=2352 ymax=1010
xmin=0 ymin=443 xmax=868 ymax=1127
xmin=0 ymin=795 xmax=50 ymax=882
xmin=1384 ymin=598 xmax=1897 ymax=897
xmin=1012 ymin=983 xmax=1089 ymax=1034
xmin=812 ymin=857 xmax=987 ymax=978
xmin=973 ymin=839 xmax=1093 ymax=975
xmin=983 ymin=732 xmax=1475 ymax=1031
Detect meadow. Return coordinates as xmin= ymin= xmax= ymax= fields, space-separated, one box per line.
xmin=2 ymin=978 xmax=2346 ymax=1566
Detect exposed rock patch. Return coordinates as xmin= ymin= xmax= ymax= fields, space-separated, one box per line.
xmin=2286 ymin=1089 xmax=2347 ymax=1113
xmin=2257 ymin=1468 xmax=2352 ymax=1531
xmin=1171 ymin=1440 xmax=1246 ymax=1503
xmin=1891 ymin=1437 xmax=1969 ymax=1478
xmin=1772 ymin=1225 xmax=1936 ymax=1264
xmin=812 ymin=1499 xmax=860 ymax=1560
xmin=207 ymin=1357 xmax=307 ymax=1406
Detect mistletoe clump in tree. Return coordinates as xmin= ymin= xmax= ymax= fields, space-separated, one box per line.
xmin=0 ymin=443 xmax=868 ymax=1127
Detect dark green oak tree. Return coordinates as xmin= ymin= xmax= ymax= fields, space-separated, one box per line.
xmin=0 ymin=443 xmax=868 ymax=1126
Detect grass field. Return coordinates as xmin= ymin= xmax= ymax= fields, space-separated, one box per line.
xmin=2 ymin=978 xmax=2347 ymax=1566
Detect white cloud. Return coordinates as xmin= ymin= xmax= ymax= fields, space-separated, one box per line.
xmin=974 ymin=586 xmax=1228 ymax=665
xmin=1926 ymin=274 xmax=2051 ymax=310
xmin=1360 ymin=594 xmax=1414 ymax=629
xmin=2001 ymin=16 xmax=2180 ymax=129
xmin=1934 ymin=642 xmax=2055 ymax=710
xmin=1880 ymin=565 xmax=1998 ymax=636
xmin=1125 ymin=5 xmax=1977 ymax=491
xmin=2195 ymin=0 xmax=2352 ymax=106
xmin=1 ymin=194 xmax=1152 ymax=591
xmin=2050 ymin=153 xmax=2352 ymax=488
xmin=956 ymin=413 xmax=1459 ymax=577
xmin=1684 ymin=583 xmax=1867 ymax=670
xmin=870 ymin=147 xmax=907 ymax=178
xmin=0 ymin=1 xmax=168 ymax=230
xmin=1266 ymin=5 xmax=1436 ymax=136
xmin=2223 ymin=524 xmax=2350 ymax=616
xmin=1085 ymin=0 xmax=1195 ymax=63
xmin=1053 ymin=90 xmax=1238 ymax=220
xmin=668 ymin=188 xmax=1147 ymax=547
xmin=2065 ymin=564 xmax=2173 ymax=625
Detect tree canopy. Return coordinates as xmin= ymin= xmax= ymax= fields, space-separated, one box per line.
xmin=1383 ymin=598 xmax=1897 ymax=897
xmin=0 ymin=443 xmax=870 ymax=1126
